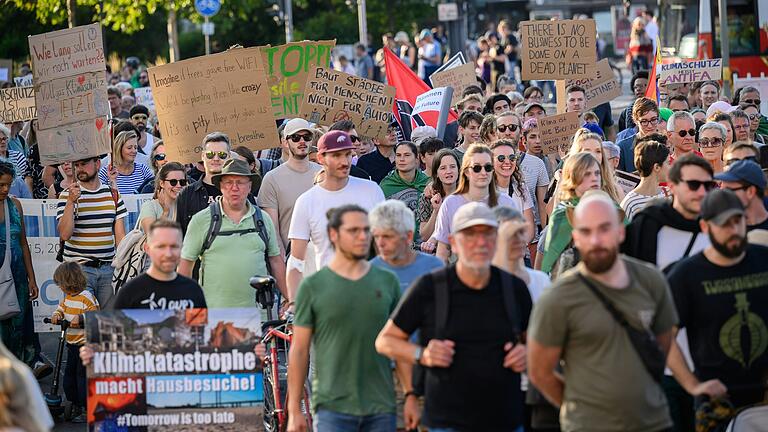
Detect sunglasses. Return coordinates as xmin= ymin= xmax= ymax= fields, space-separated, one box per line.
xmin=496 ymin=154 xmax=518 ymax=163
xmin=205 ymin=151 xmax=229 ymax=160
xmin=164 ymin=178 xmax=188 ymax=187
xmin=699 ymin=137 xmax=723 ymax=148
xmin=681 ymin=179 xmax=717 ymax=191
xmin=153 ymin=153 xmax=166 ymax=161
xmin=742 ymin=99 xmax=761 ymax=106
xmin=497 ymin=124 xmax=518 ymax=133
xmin=677 ymin=128 xmax=696 ymax=138
xmin=470 ymin=163 xmax=494 ymax=173
xmin=747 ymin=113 xmax=761 ymax=121
xmin=725 ymin=156 xmax=758 ymax=166
xmin=288 ymin=133 xmax=313 ymax=142
xmin=350 ymin=135 xmax=360 ymax=143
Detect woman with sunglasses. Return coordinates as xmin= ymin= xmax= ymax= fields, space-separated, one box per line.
xmin=138 ymin=141 xmax=168 ymax=194
xmin=138 ymin=162 xmax=187 ymax=234
xmin=99 ymin=130 xmax=154 ymax=195
xmin=432 ymin=144 xmax=519 ymax=262
xmin=418 ymin=149 xmax=459 ymax=252
xmin=48 ymin=162 xmax=75 ymax=199
xmin=707 ymin=112 xmax=736 ymax=150
xmin=491 ymin=140 xmax=535 ymax=240
xmin=698 ymin=122 xmax=728 ymax=174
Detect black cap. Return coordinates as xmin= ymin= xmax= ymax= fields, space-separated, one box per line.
xmin=700 ymin=189 xmax=745 ymax=226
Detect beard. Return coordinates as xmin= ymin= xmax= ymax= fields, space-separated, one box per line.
xmin=709 ymin=231 xmax=747 ymax=258
xmin=580 ymin=246 xmax=619 ymax=274
xmin=77 ymin=170 xmax=97 ymax=182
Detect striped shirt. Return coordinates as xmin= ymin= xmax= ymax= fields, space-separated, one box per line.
xmin=56 ymin=184 xmax=128 ymax=263
xmin=6 ymin=150 xmax=29 ymax=178
xmin=620 ymin=190 xmax=666 ymax=221
xmin=98 ymin=162 xmax=154 ymax=195
xmin=54 ymin=290 xmax=99 ymax=345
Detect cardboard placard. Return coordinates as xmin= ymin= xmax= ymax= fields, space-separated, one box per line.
xmin=36 ymin=116 xmax=110 ymax=165
xmin=34 ymin=72 xmax=109 ymax=130
xmin=429 ymin=62 xmax=476 ymax=106
xmin=299 ymin=66 xmax=395 ymax=140
xmin=519 ymin=19 xmax=597 ymax=80
xmin=537 ymin=111 xmax=581 ymax=155
xmin=556 ymin=59 xmax=622 ymax=113
xmin=659 ymin=58 xmax=722 ymax=86
xmin=616 ymin=170 xmax=641 ymax=195
xmin=0 ymin=59 xmax=12 ymax=82
xmin=28 ymin=23 xmax=105 ymax=82
xmin=0 ymin=86 xmax=37 ymax=123
xmin=261 ymin=40 xmax=336 ymax=119
xmin=14 ymin=74 xmax=33 ymax=87
xmin=133 ymin=87 xmax=155 ymax=113
xmin=148 ymin=47 xmax=278 ymax=164
xmin=431 ymin=51 xmax=466 ymax=76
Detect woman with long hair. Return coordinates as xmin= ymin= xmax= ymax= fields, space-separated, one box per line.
xmin=418 ymin=149 xmax=459 ymax=251
xmin=627 ymin=17 xmax=653 ymax=74
xmin=432 ymin=144 xmax=519 ymax=262
xmin=138 ymin=162 xmax=186 ymax=234
xmin=491 ymin=140 xmax=535 ymax=239
xmin=99 ymin=130 xmax=154 ymax=195
xmin=480 ymin=114 xmax=498 ymax=144
xmin=138 ymin=140 xmax=168 ymax=194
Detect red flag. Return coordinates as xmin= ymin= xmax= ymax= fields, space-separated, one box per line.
xmin=384 ymin=49 xmax=457 ymax=140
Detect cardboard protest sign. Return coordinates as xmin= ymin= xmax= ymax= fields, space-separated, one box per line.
xmin=28 ymin=23 xmax=105 ymax=82
xmin=556 ymin=59 xmax=621 ymax=113
xmin=0 ymin=86 xmax=36 ymax=123
xmin=616 ymin=170 xmax=641 ymax=195
xmin=299 ymin=66 xmax=395 ymax=140
xmin=148 ymin=47 xmax=278 ymax=163
xmin=35 ymin=116 xmax=110 ymax=165
xmin=86 ymin=308 xmax=264 ymax=431
xmin=261 ymin=40 xmax=336 ymax=119
xmin=537 ymin=111 xmax=581 ymax=155
xmin=659 ymin=59 xmax=722 ymax=86
xmin=0 ymin=59 xmax=12 ymax=82
xmin=14 ymin=74 xmax=33 ymax=87
xmin=34 ymin=72 xmax=109 ymax=130
xmin=429 ymin=62 xmax=476 ymax=106
xmin=134 ymin=87 xmax=155 ymax=113
xmin=431 ymin=51 xmax=466 ymax=76
xmin=519 ymin=19 xmax=597 ymax=80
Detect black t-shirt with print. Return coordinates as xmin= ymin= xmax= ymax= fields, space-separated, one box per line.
xmin=391 ymin=265 xmax=532 ymax=431
xmin=107 ymin=273 xmax=207 ymax=310
xmin=667 ymin=245 xmax=768 ymax=408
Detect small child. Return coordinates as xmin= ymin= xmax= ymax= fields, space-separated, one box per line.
xmin=50 ymin=262 xmax=99 ymax=423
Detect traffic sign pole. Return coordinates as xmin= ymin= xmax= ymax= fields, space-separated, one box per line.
xmin=204 ymin=16 xmax=211 ymax=55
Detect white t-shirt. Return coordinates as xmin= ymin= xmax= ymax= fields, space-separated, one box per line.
xmin=524 ymin=268 xmax=550 ymax=303
xmin=288 ymin=176 xmax=385 ymax=269
xmin=433 ymin=193 xmax=519 ymax=244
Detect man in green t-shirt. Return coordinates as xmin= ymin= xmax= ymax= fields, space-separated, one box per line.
xmin=287 ymin=204 xmax=409 ymax=432
xmin=528 ymin=191 xmax=678 ymax=432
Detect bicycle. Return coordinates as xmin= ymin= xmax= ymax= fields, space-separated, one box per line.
xmin=250 ymin=276 xmax=312 ymax=432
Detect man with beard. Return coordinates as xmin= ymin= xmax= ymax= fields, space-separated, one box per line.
xmin=57 ymin=156 xmax=127 ymax=307
xmin=129 ymin=104 xmax=156 ymax=156
xmin=528 ymin=191 xmax=676 ymax=432
xmin=666 ymin=189 xmax=768 ymax=410
xmin=258 ymin=118 xmax=322 ymax=257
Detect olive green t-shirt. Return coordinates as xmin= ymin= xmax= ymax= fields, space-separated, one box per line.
xmin=528 ymin=256 xmax=678 ymax=432
xmin=294 ymin=265 xmax=401 ymax=416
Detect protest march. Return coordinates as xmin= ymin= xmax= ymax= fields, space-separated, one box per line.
xmin=0 ymin=2 xmax=767 ymax=432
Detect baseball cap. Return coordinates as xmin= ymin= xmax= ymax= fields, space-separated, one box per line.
xmin=451 ymin=202 xmax=499 ymax=234
xmin=659 ymin=107 xmax=673 ymax=123
xmin=523 ymin=102 xmax=546 ymax=115
xmin=283 ymin=118 xmax=313 ymax=138
xmin=700 ymin=189 xmax=745 ymax=226
xmin=411 ymin=125 xmax=437 ymax=146
xmin=419 ymin=29 xmax=432 ymax=39
xmin=715 ymin=159 xmax=767 ymax=190
xmin=706 ymin=101 xmax=737 ymax=118
xmin=317 ymin=130 xmax=355 ymax=154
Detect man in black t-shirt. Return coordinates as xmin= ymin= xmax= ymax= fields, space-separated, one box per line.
xmin=376 ymin=202 xmax=532 ymax=431
xmin=667 ymin=189 xmax=768 ymax=409
xmin=715 ymin=159 xmax=768 ymax=232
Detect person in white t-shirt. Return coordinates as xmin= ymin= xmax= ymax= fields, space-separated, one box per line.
xmin=287 ymin=130 xmax=385 ymax=302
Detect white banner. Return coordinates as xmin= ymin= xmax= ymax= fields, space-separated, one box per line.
xmin=23 ymin=194 xmax=152 ymax=332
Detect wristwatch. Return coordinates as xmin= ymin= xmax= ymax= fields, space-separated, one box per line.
xmin=413 ymin=346 xmax=423 ymax=364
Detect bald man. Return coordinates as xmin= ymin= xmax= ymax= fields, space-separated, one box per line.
xmin=527 ymin=191 xmax=678 ymax=432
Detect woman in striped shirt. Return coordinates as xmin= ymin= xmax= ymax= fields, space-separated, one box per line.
xmin=99 ymin=130 xmax=154 ymax=195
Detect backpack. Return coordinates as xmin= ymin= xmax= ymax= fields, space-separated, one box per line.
xmin=199 ymin=198 xmax=273 ymax=277
xmin=111 ymin=220 xmax=149 ymax=293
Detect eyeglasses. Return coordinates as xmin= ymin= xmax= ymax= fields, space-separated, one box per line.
xmin=681 ymin=179 xmax=717 ymax=191
xmin=699 ymin=137 xmax=723 ymax=148
xmin=638 ymin=117 xmax=659 ymax=127
xmin=288 ymin=133 xmax=313 ymax=142
xmin=164 ymin=178 xmax=188 ymax=187
xmin=677 ymin=128 xmax=696 ymax=138
xmin=747 ymin=113 xmax=761 ymax=121
xmin=742 ymin=99 xmax=761 ymax=106
xmin=725 ymin=156 xmax=758 ymax=166
xmin=205 ymin=151 xmax=229 ymax=160
xmin=496 ymin=154 xmax=518 ymax=163
xmin=497 ymin=124 xmax=518 ymax=133
xmin=131 ymin=115 xmax=148 ymax=121
xmin=470 ymin=163 xmax=494 ymax=173
xmin=349 ymin=135 xmax=360 ymax=143
xmin=220 ymin=179 xmax=251 ymax=188
xmin=153 ymin=153 xmax=167 ymax=161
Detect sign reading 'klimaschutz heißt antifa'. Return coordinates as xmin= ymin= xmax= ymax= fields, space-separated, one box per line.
xmin=86 ymin=308 xmax=265 ymax=431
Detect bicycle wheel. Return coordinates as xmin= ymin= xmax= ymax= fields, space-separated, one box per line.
xmin=262 ymin=356 xmax=280 ymax=432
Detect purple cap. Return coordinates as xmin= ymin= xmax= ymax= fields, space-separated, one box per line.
xmin=318 ymin=131 xmax=355 ymax=154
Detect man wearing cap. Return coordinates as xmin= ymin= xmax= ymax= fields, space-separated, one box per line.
xmin=376 ymin=202 xmax=532 ymax=431
xmin=287 ymin=131 xmax=385 ymax=304
xmin=179 ymin=158 xmax=286 ymax=310
xmin=523 ymin=102 xmax=546 ymax=121
xmin=666 ymin=188 xmax=768 ymax=410
xmin=528 ymin=191 xmax=676 ymax=432
xmin=129 ymin=104 xmax=155 ymax=156
xmin=258 ymin=118 xmax=322 ymax=257
xmin=716 ymin=159 xmax=768 ymax=231
xmin=417 ymin=29 xmax=441 ymax=83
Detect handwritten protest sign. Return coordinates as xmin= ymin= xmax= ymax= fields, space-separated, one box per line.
xmin=299 ymin=66 xmax=395 ymax=140
xmin=615 ymin=170 xmax=641 ymax=195
xmin=659 ymin=59 xmax=722 ymax=86
xmin=14 ymin=74 xmax=33 ymax=87
xmin=148 ymin=47 xmax=278 ymax=163
xmin=262 ymin=40 xmax=336 ymax=119
xmin=34 ymin=71 xmax=109 ymax=129
xmin=538 ymin=111 xmax=581 ymax=154
xmin=429 ymin=62 xmax=476 ymax=106
xmin=35 ymin=116 xmax=110 ymax=165
xmin=134 ymin=87 xmax=155 ymax=114
xmin=556 ymin=59 xmax=621 ymax=113
xmin=0 ymin=59 xmax=12 ymax=82
xmin=519 ymin=19 xmax=597 ymax=81
xmin=0 ymin=86 xmax=36 ymax=123
xmin=29 ymin=23 xmax=105 ymax=82
xmin=86 ymin=308 xmax=264 ymax=431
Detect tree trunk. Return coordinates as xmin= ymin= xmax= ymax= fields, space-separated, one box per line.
xmin=67 ymin=0 xmax=77 ymax=28
xmin=167 ymin=3 xmax=180 ymax=62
